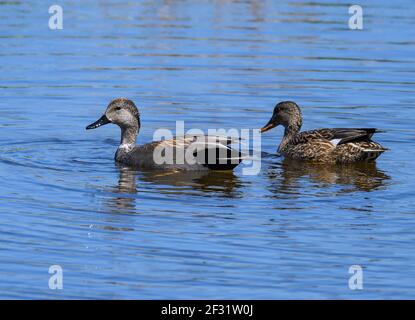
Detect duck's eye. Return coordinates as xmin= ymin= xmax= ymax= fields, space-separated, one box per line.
xmin=115 ymin=106 xmax=122 ymax=111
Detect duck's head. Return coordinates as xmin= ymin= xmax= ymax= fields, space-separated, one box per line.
xmin=260 ymin=101 xmax=302 ymax=133
xmin=86 ymin=98 xmax=140 ymax=131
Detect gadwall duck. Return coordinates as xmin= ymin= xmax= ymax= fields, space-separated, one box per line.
xmin=260 ymin=101 xmax=387 ymax=163
xmin=86 ymin=98 xmax=242 ymax=170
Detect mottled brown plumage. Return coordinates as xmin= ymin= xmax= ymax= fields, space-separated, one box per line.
xmin=260 ymin=101 xmax=387 ymax=163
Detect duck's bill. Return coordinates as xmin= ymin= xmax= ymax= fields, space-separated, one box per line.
xmin=260 ymin=121 xmax=277 ymax=133
xmin=86 ymin=115 xmax=111 ymax=130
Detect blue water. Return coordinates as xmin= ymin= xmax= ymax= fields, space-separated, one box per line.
xmin=1 ymin=0 xmax=415 ymax=299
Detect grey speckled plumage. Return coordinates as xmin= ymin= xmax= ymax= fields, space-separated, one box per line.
xmin=260 ymin=101 xmax=387 ymax=163
xmin=86 ymin=98 xmax=242 ymax=170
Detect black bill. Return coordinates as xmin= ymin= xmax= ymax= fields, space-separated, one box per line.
xmin=86 ymin=114 xmax=111 ymax=130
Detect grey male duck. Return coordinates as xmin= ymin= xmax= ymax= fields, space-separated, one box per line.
xmin=260 ymin=101 xmax=387 ymax=163
xmin=86 ymin=98 xmax=242 ymax=170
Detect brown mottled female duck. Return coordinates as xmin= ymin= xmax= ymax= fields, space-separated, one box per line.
xmin=86 ymin=98 xmax=242 ymax=170
xmin=260 ymin=101 xmax=387 ymax=163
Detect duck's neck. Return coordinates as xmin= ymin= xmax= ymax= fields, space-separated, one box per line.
xmin=119 ymin=126 xmax=138 ymax=151
xmin=279 ymin=121 xmax=302 ymax=152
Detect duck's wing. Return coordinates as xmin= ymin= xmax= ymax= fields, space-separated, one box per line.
xmin=154 ymin=135 xmax=243 ymax=170
xmin=293 ymin=128 xmax=383 ymax=147
xmin=184 ymin=134 xmax=241 ymax=145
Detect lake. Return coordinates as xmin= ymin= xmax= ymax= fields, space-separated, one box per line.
xmin=0 ymin=0 xmax=414 ymax=299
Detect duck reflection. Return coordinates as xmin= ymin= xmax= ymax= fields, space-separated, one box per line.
xmin=106 ymin=165 xmax=138 ymax=212
xmin=106 ymin=164 xmax=242 ymax=212
xmin=266 ymin=158 xmax=391 ymax=196
xmin=138 ymin=167 xmax=242 ymax=198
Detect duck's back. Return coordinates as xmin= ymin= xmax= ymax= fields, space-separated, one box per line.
xmin=115 ymin=135 xmax=242 ymax=170
xmin=281 ymin=128 xmax=386 ymax=163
